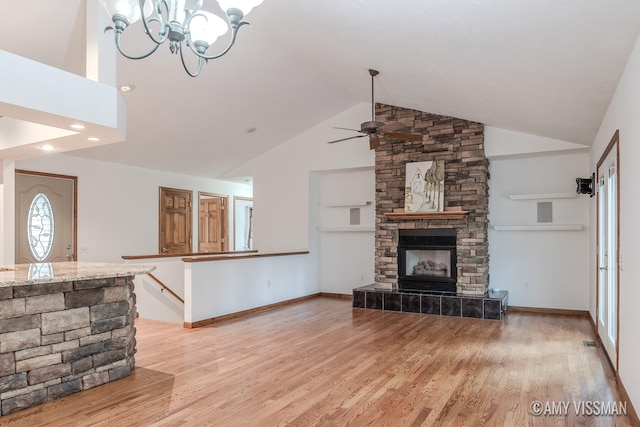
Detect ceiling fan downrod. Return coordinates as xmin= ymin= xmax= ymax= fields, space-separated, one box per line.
xmin=326 ymin=68 xmax=423 ymax=148
xmin=369 ymin=69 xmax=379 ymax=121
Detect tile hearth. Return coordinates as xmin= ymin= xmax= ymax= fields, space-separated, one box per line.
xmin=353 ymin=285 xmax=508 ymax=320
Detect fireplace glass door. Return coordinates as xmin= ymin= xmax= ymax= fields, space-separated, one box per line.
xmin=405 ymin=249 xmax=452 ymax=278
xmin=397 ymin=228 xmax=457 ymax=292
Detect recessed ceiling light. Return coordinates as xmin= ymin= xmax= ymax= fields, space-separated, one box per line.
xmin=87 ymin=137 xmax=100 ymax=142
xmin=119 ymin=84 xmax=135 ymax=93
xmin=40 ymin=145 xmax=55 ymax=151
xmin=70 ymin=124 xmax=85 ymax=130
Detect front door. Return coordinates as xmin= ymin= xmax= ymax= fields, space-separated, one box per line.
xmin=198 ymin=193 xmax=227 ymax=253
xmin=159 ymin=187 xmax=192 ymax=254
xmin=15 ymin=171 xmax=76 ymax=264
xmin=597 ymin=133 xmax=619 ymax=370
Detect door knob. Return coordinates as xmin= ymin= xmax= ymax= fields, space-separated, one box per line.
xmin=161 ymin=247 xmax=169 ymax=253
xmin=599 ymin=266 xmax=608 ymax=271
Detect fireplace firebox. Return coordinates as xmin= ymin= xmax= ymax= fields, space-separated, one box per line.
xmin=397 ymin=229 xmax=457 ymax=292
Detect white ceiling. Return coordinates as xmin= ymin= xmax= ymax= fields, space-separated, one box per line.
xmin=2 ymin=0 xmax=640 ymax=179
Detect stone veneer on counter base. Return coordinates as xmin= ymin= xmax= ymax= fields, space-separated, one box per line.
xmin=375 ymin=103 xmax=490 ymax=296
xmin=0 ymin=276 xmax=137 ymax=416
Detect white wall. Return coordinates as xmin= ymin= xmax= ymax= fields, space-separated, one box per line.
xmin=229 ymin=102 xmax=375 ymax=253
xmin=125 ymin=257 xmax=185 ymax=324
xmin=485 ymin=126 xmax=589 ymax=157
xmin=589 ymin=31 xmax=640 ymax=415
xmin=14 ymin=153 xmax=252 ymax=262
xmin=185 ymin=253 xmax=315 ymax=323
xmin=0 ymin=160 xmax=15 ymax=264
xmin=314 ymin=168 xmax=375 ymax=294
xmin=228 ymin=103 xmax=375 ymax=297
xmin=488 ymin=152 xmax=590 ymax=309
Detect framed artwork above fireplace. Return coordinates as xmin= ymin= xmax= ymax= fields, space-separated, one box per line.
xmin=405 ymin=160 xmax=445 ymax=212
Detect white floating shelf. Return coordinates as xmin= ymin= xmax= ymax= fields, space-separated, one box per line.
xmin=508 ymin=193 xmax=576 ymax=201
xmin=327 ymin=201 xmax=372 ymax=208
xmin=317 ymin=226 xmax=375 ymax=233
xmin=492 ymin=224 xmax=584 ymax=231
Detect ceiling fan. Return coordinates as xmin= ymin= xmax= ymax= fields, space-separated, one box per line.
xmin=327 ymin=69 xmax=423 ymax=150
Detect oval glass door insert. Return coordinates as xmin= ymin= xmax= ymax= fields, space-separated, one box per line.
xmin=27 ymin=192 xmax=55 ymax=261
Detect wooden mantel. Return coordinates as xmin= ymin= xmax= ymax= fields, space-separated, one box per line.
xmin=383 ymin=207 xmax=469 ymax=221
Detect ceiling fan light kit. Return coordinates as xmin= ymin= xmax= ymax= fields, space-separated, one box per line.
xmin=328 ymin=69 xmax=423 ymax=149
xmin=100 ymin=0 xmax=265 ymax=77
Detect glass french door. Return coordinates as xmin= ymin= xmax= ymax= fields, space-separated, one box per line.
xmin=597 ymin=141 xmax=618 ymax=369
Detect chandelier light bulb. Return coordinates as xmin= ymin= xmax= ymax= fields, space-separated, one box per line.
xmin=217 ymin=0 xmax=264 ymax=17
xmin=100 ymin=0 xmax=152 ymax=25
xmin=189 ymin=11 xmax=229 ymax=45
xmin=169 ymin=0 xmax=187 ymax=23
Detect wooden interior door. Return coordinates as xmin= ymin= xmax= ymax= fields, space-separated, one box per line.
xmin=15 ymin=171 xmax=77 ymax=264
xmin=198 ymin=193 xmax=227 ymax=252
xmin=159 ymin=187 xmax=192 ymax=254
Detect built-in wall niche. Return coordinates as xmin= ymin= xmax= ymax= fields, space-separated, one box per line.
xmin=318 ymin=200 xmax=374 ymax=232
xmin=317 ymin=168 xmax=375 ymax=233
xmin=233 ymin=196 xmax=253 ymax=250
xmin=492 ymin=192 xmax=584 ymax=231
xmin=316 ymin=168 xmax=376 ymax=295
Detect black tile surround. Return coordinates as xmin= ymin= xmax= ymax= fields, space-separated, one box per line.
xmin=353 ymin=285 xmax=508 ymax=320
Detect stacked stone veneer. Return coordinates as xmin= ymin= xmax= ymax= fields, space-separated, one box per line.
xmin=375 ymin=103 xmax=490 ymax=295
xmin=0 ymin=277 xmax=136 ymax=416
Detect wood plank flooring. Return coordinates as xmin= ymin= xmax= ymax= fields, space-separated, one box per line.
xmin=0 ymin=297 xmax=636 ymax=426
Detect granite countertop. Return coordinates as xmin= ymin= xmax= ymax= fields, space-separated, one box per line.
xmin=0 ymin=261 xmax=155 ymax=287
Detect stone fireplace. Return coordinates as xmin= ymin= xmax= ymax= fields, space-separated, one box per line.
xmin=353 ymin=104 xmax=506 ymax=319
xmin=374 ymin=103 xmax=490 ymax=296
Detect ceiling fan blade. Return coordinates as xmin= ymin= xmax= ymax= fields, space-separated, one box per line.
xmin=384 ymin=132 xmax=423 ymax=142
xmin=333 ymin=126 xmax=364 ymax=133
xmin=369 ymin=133 xmax=380 ymax=150
xmin=377 ymin=122 xmax=405 ymax=133
xmin=327 ymin=134 xmax=367 ymax=144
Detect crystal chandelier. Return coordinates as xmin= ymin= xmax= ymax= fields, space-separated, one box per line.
xmin=100 ymin=0 xmax=264 ymax=77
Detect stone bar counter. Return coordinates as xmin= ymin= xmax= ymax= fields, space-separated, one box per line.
xmin=0 ymin=262 xmax=154 ymax=416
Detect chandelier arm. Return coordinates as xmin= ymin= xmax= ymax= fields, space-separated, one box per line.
xmin=187 ymin=21 xmax=250 ymax=61
xmin=179 ymin=43 xmax=205 ymax=78
xmin=111 ymin=30 xmax=162 ymax=60
xmin=140 ymin=20 xmax=171 ymax=45
xmin=139 ymin=0 xmax=170 ymax=45
xmin=191 ymin=0 xmax=203 ymax=15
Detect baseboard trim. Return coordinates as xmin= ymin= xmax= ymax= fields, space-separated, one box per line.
xmin=319 ymin=292 xmax=352 ymax=300
xmin=617 ymin=376 xmax=640 ymax=425
xmin=587 ymin=312 xmax=637 ymax=421
xmin=589 ymin=313 xmax=597 ymax=334
xmin=508 ymin=306 xmax=589 ymax=317
xmin=183 ymin=293 xmax=321 ymax=328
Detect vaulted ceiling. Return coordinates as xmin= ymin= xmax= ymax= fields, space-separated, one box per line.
xmin=2 ymin=0 xmax=640 ymax=179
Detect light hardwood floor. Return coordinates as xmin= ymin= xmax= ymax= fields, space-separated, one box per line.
xmin=0 ymin=297 xmax=636 ymax=426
